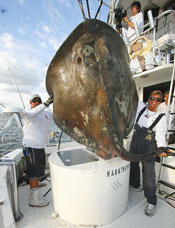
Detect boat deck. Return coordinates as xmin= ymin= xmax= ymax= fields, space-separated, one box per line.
xmin=17 ymin=181 xmax=175 ymax=228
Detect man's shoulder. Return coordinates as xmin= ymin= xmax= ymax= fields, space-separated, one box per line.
xmin=132 ymin=12 xmax=143 ymax=19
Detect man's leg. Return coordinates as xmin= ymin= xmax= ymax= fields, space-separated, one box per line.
xmin=130 ymin=42 xmax=145 ymax=71
xmin=137 ymin=55 xmax=145 ymax=71
xmin=23 ymin=147 xmax=49 ymax=207
xmin=142 ymin=157 xmax=157 ymax=205
xmin=29 ymin=178 xmax=38 ymax=188
xmin=130 ymin=162 xmax=141 ymax=188
xmin=142 ymin=157 xmax=156 ymax=216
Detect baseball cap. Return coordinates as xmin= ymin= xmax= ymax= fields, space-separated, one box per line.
xmin=30 ymin=94 xmax=41 ymax=101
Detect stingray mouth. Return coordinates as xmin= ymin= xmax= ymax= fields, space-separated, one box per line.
xmin=97 ymin=138 xmax=120 ymax=159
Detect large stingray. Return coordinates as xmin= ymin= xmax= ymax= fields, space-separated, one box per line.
xmin=46 ymin=19 xmax=150 ymax=161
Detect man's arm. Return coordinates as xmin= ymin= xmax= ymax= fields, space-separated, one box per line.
xmin=21 ymin=104 xmax=45 ymax=119
xmin=123 ymin=12 xmax=144 ymax=30
xmin=155 ymin=115 xmax=167 ymax=148
xmin=123 ymin=16 xmax=135 ymax=29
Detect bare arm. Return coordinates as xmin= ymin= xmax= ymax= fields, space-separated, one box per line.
xmin=123 ymin=16 xmax=135 ymax=29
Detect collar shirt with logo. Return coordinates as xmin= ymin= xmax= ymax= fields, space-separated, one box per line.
xmin=135 ymin=101 xmax=167 ymax=148
xmin=21 ymin=104 xmax=53 ymax=149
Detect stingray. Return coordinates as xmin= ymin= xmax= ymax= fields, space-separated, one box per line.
xmin=46 ymin=19 xmax=153 ymax=161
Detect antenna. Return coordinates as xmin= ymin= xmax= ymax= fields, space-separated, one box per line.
xmin=8 ymin=67 xmax=25 ymax=109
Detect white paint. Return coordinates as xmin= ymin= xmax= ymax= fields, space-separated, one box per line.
xmin=49 ymin=146 xmax=130 ymax=226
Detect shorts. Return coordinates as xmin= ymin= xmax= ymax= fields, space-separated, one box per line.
xmin=23 ymin=147 xmax=45 ymax=179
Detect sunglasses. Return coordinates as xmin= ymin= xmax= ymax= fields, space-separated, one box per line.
xmin=149 ymin=97 xmax=161 ymax=102
xmin=32 ymin=98 xmax=42 ymax=103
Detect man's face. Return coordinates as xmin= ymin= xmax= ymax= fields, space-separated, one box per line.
xmin=148 ymin=94 xmax=162 ymax=112
xmin=164 ymin=93 xmax=169 ymax=105
xmin=131 ymin=6 xmax=139 ymax=16
xmin=30 ymin=97 xmax=42 ymax=108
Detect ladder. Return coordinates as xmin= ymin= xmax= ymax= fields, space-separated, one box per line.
xmin=158 ymin=51 xmax=175 ymax=198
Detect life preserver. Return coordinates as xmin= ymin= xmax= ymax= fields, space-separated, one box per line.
xmin=129 ymin=36 xmax=152 ymax=60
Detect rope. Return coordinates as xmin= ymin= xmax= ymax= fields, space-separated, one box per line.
xmin=58 ymin=130 xmax=63 ymax=150
xmin=95 ymin=0 xmax=103 ymax=19
xmin=86 ymin=0 xmax=91 ymax=19
xmin=157 ymin=193 xmax=175 ymax=208
xmin=77 ymin=0 xmax=86 ymax=20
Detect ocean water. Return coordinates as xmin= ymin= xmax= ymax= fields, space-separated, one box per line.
xmin=0 ymin=114 xmax=72 ymax=156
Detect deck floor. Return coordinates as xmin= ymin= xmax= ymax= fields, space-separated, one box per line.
xmin=17 ymin=180 xmax=175 ymax=228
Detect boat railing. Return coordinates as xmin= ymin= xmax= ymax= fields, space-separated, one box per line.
xmin=125 ymin=9 xmax=175 ymax=74
xmin=126 ymin=9 xmax=175 ymax=44
xmin=0 ymin=108 xmax=23 ymax=155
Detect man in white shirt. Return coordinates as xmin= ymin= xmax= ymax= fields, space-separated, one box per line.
xmin=130 ymin=90 xmax=167 ymax=216
xmin=122 ymin=1 xmax=144 ymax=41
xmin=122 ymin=1 xmax=145 ymax=71
xmin=21 ymin=94 xmax=53 ymax=207
xmin=158 ymin=90 xmax=175 ymax=144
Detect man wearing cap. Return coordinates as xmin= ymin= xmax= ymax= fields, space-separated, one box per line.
xmin=21 ymin=94 xmax=53 ymax=207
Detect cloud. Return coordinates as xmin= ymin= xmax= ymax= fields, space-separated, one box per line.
xmin=18 ymin=0 xmax=25 ymax=5
xmin=42 ymin=24 xmax=50 ymax=33
xmin=18 ymin=27 xmax=25 ymax=34
xmin=58 ymin=0 xmax=72 ymax=8
xmin=0 ymin=33 xmax=16 ymax=49
xmin=0 ymin=32 xmax=49 ymax=107
xmin=0 ymin=0 xmax=90 ymax=108
xmin=48 ymin=37 xmax=59 ymax=50
xmin=45 ymin=0 xmax=64 ymax=22
xmin=38 ymin=40 xmax=47 ymax=48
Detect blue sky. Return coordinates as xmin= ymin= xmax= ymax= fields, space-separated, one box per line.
xmin=0 ymin=0 xmax=108 ymax=110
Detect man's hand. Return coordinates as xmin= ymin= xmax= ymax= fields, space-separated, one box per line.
xmin=158 ymin=147 xmax=168 ymax=157
xmin=44 ymin=95 xmax=53 ymax=107
xmin=159 ymin=152 xmax=167 ymax=157
xmin=158 ymin=147 xmax=175 ymax=157
xmin=117 ymin=28 xmax=122 ymax=34
xmin=122 ymin=16 xmax=128 ymax=23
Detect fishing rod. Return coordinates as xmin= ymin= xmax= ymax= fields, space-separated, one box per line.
xmin=8 ymin=67 xmax=25 ymax=109
xmin=0 ymin=103 xmax=6 ymax=108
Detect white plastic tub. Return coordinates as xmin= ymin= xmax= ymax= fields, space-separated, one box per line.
xmin=49 ymin=145 xmax=130 ymax=226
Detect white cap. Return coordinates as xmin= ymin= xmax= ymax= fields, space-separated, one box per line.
xmin=30 ymin=94 xmax=41 ymax=101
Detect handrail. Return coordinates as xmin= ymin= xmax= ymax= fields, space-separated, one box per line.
xmin=155 ymin=9 xmax=175 ymax=21
xmin=127 ymin=9 xmax=175 ymax=45
xmin=0 ymin=158 xmax=23 ymax=221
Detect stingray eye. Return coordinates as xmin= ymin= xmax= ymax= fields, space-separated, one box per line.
xmin=77 ymin=57 xmax=82 ymax=64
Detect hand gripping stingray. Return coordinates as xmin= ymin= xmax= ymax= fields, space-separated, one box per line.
xmin=46 ymin=19 xmax=154 ymax=161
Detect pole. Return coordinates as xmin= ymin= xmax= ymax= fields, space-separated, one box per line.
xmin=8 ymin=67 xmax=25 ymax=109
